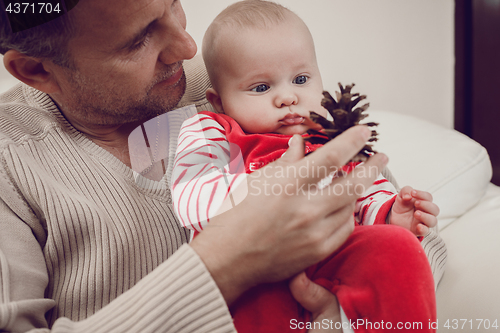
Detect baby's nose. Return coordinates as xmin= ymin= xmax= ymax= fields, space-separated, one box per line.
xmin=275 ymin=92 xmax=298 ymax=108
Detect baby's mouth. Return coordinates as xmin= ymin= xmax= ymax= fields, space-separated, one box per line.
xmin=279 ymin=114 xmax=305 ymax=125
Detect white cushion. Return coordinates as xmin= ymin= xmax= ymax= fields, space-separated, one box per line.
xmin=437 ymin=183 xmax=500 ymax=321
xmin=0 ymin=78 xmax=19 ymax=94
xmin=367 ymin=110 xmax=492 ymax=230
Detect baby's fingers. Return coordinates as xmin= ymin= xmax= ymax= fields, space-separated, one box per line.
xmin=411 ymin=190 xmax=433 ymax=202
xmin=414 ymin=210 xmax=438 ymax=229
xmin=416 ymin=223 xmax=430 ymax=237
xmin=415 ymin=200 xmax=440 ymax=217
xmin=399 ymin=186 xmax=415 ymax=201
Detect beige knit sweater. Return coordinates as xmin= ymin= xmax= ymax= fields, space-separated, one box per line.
xmin=0 ymin=56 xmax=236 ymax=332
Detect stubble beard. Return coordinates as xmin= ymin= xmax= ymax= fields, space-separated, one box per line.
xmin=61 ymin=65 xmax=187 ymax=126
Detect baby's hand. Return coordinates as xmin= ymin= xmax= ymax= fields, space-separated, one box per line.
xmin=389 ymin=186 xmax=439 ymax=237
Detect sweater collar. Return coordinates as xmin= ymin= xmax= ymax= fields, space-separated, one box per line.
xmin=26 ymin=85 xmax=172 ymax=196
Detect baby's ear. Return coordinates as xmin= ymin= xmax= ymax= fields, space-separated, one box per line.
xmin=206 ymin=88 xmax=224 ymax=114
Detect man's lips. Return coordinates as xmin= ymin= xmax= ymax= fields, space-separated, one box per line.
xmin=279 ymin=114 xmax=305 ymax=125
xmin=157 ymin=65 xmax=183 ymax=87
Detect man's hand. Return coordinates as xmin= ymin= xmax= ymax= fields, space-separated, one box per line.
xmin=190 ymin=126 xmax=388 ymax=305
xmin=290 ymin=272 xmax=342 ymax=333
xmin=389 ymin=186 xmax=439 ymax=237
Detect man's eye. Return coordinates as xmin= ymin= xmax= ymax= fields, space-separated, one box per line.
xmin=130 ymin=37 xmax=149 ymax=51
xmin=251 ymin=84 xmax=270 ymax=93
xmin=293 ymin=75 xmax=308 ymax=85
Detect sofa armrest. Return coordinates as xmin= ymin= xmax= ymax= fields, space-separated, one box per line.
xmin=368 ymin=110 xmax=492 ymax=230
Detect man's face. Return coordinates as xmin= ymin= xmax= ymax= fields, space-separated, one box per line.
xmin=53 ymin=0 xmax=197 ymax=126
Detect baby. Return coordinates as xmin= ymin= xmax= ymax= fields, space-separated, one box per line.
xmin=171 ymin=1 xmax=439 ymax=332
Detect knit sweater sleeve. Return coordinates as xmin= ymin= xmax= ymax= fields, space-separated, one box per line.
xmin=0 ymin=196 xmax=235 ymax=333
xmin=0 ymin=54 xmax=237 ymax=332
xmin=171 ymin=113 xmax=247 ymax=232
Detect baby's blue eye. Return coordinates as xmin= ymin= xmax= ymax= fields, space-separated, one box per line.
xmin=293 ymin=76 xmax=308 ymax=85
xmin=251 ymin=84 xmax=270 ymax=93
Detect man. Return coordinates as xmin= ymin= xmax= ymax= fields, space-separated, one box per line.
xmin=0 ymin=1 xmax=435 ymax=332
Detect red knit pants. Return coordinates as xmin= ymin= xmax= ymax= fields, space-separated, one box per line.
xmin=230 ymin=225 xmax=436 ymax=333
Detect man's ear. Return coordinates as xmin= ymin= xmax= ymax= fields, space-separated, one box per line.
xmin=206 ymin=88 xmax=224 ymax=114
xmin=3 ymin=49 xmax=60 ymax=94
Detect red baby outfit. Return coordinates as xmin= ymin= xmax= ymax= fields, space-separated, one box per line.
xmin=171 ymin=111 xmax=436 ymax=332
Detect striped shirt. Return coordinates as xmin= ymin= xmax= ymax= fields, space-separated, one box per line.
xmin=172 ymin=111 xmax=397 ymax=232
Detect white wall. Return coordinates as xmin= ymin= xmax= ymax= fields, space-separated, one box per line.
xmin=182 ymin=0 xmax=455 ymax=128
xmin=0 ymin=57 xmax=20 ymax=93
xmin=1 ymin=0 xmax=455 ymax=128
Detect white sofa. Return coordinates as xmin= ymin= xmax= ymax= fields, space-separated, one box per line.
xmin=368 ymin=110 xmax=499 ymax=330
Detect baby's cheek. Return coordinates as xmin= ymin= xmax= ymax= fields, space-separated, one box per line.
xmin=318 ymin=106 xmax=328 ymax=118
xmin=309 ymin=96 xmax=328 ymax=117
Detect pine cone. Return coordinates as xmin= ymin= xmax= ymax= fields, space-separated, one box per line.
xmin=305 ymin=83 xmax=378 ymax=162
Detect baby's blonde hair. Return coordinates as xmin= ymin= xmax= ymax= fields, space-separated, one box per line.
xmin=202 ymin=0 xmax=300 ymax=90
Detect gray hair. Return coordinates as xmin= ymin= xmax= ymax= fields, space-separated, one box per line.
xmin=0 ymin=0 xmax=79 ymax=68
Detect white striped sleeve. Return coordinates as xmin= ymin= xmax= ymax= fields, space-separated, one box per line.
xmin=171 ymin=114 xmax=247 ymax=232
xmin=355 ymin=173 xmax=398 ymax=225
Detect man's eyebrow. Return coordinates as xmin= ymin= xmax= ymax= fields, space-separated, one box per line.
xmin=117 ymin=19 xmax=157 ymax=51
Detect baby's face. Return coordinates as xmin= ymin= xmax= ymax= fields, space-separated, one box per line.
xmin=214 ymin=17 xmax=327 ymax=135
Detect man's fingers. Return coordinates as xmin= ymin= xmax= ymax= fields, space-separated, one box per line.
xmin=280 ymin=134 xmax=305 ymax=163
xmin=315 ymin=152 xmax=388 ymax=209
xmin=300 ymin=126 xmax=373 ymax=184
xmin=290 ymin=273 xmax=342 ymax=333
xmin=302 ymin=117 xmax=323 ymax=132
xmin=321 ymin=209 xmax=355 ymax=255
xmin=289 ymin=272 xmax=340 ymax=316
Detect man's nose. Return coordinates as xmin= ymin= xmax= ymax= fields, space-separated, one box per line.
xmin=157 ymin=14 xmax=197 ymax=64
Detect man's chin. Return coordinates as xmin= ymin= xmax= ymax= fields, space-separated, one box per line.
xmin=62 ymin=69 xmax=188 ymax=127
xmin=127 ymin=72 xmax=187 ymax=123
xmin=147 ymin=70 xmax=187 ymax=111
